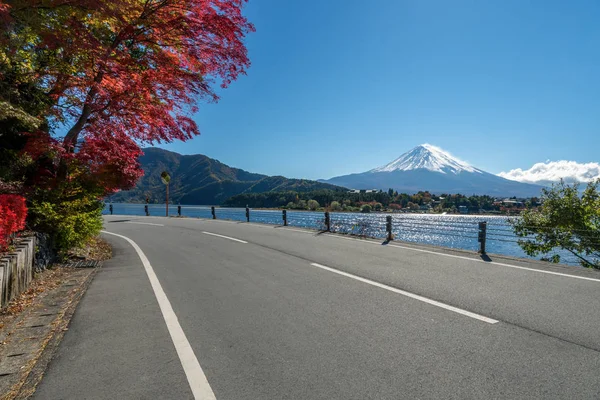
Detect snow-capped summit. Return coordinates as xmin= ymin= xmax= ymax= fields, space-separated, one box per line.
xmin=370 ymin=144 xmax=481 ymax=174
xmin=321 ymin=144 xmax=546 ymax=197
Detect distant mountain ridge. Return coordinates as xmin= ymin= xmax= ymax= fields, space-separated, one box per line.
xmin=371 ymin=144 xmax=481 ymax=174
xmin=321 ymin=144 xmax=545 ymax=197
xmin=109 ymin=148 xmax=346 ymax=204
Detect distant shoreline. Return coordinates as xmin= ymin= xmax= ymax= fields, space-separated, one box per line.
xmin=104 ymin=202 xmax=518 ymax=217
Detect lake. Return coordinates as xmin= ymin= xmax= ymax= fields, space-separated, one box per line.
xmin=103 ymin=203 xmax=580 ymax=266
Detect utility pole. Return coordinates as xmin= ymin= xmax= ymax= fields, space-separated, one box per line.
xmin=161 ymin=171 xmax=171 ymax=217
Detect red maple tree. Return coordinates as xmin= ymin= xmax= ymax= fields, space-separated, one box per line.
xmin=2 ymin=0 xmax=253 ymax=193
xmin=0 ymin=194 xmax=27 ymax=251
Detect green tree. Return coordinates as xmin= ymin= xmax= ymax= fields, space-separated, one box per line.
xmin=407 ymin=202 xmax=419 ymax=211
xmin=512 ymin=180 xmax=600 ymax=269
xmin=361 ymin=204 xmax=372 ymax=213
xmin=297 ymin=199 xmax=307 ymax=210
xmin=0 ymin=61 xmax=52 ymax=192
xmin=330 ymin=201 xmax=341 ymax=211
xmin=373 ymin=202 xmax=383 ymax=211
xmin=307 ymin=199 xmax=320 ymax=211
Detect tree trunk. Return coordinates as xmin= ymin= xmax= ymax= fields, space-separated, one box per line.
xmin=63 ymin=100 xmax=94 ymax=149
xmin=62 ymin=35 xmax=122 ymax=149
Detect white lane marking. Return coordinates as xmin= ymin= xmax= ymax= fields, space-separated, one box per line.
xmin=108 ymin=215 xmax=600 ymax=283
xmin=123 ymin=221 xmax=164 ymax=227
xmin=202 ymin=231 xmax=248 ymax=243
xmin=203 ymin=219 xmax=238 ymax=224
xmin=321 ymin=233 xmax=380 ymax=245
xmin=386 ymin=244 xmax=600 ymax=283
xmin=318 ymin=232 xmax=600 ymax=283
xmin=278 ymin=227 xmax=315 ymax=234
xmin=247 ymin=222 xmax=283 ymax=229
xmin=101 ymin=231 xmax=216 ymax=400
xmin=105 ymin=215 xmax=169 ymax=221
xmin=309 ymin=263 xmax=499 ymax=324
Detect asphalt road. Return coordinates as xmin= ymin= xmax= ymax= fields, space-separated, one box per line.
xmin=35 ymin=215 xmax=600 ymax=399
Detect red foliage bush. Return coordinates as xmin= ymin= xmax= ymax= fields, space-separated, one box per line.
xmin=0 ymin=195 xmax=28 ymax=251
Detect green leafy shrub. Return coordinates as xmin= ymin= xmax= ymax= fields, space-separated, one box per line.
xmin=512 ymin=180 xmax=600 ymax=268
xmin=330 ymin=201 xmax=341 ymax=211
xmin=307 ymin=199 xmax=320 ymax=211
xmin=28 ymin=195 xmax=103 ymax=257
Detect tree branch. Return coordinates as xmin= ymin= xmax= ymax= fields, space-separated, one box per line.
xmin=564 ymin=247 xmax=597 ymax=268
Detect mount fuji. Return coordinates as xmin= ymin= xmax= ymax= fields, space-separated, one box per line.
xmin=321 ymin=144 xmax=544 ymax=197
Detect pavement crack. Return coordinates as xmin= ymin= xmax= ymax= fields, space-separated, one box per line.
xmin=139 ymin=222 xmax=600 ymax=354
xmin=216 ymin=230 xmax=600 ymax=354
xmin=498 ymin=321 xmax=600 ymax=354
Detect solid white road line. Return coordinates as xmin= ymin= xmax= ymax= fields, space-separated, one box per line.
xmin=123 ymin=221 xmax=164 ymax=227
xmin=385 ymin=243 xmax=600 ymax=283
xmin=203 ymin=219 xmax=238 ymax=224
xmin=246 ymin=222 xmax=280 ymax=229
xmin=202 ymin=231 xmax=248 ymax=243
xmin=101 ymin=231 xmax=216 ymax=400
xmin=278 ymin=227 xmax=315 ymax=234
xmin=319 ymin=232 xmax=600 ymax=283
xmin=321 ymin=233 xmax=380 ymax=245
xmin=107 ymin=215 xmax=600 ymax=283
xmin=309 ymin=262 xmax=499 ymax=324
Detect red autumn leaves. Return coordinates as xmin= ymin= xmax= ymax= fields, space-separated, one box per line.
xmin=0 ymin=195 xmax=27 ymax=251
xmin=1 ymin=1 xmax=252 ymax=250
xmin=2 ymin=0 xmax=253 ymax=194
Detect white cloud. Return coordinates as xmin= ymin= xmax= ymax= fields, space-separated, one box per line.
xmin=498 ymin=160 xmax=600 ymax=185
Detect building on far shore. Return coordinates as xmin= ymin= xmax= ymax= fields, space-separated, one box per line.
xmin=493 ymin=198 xmax=527 ymax=214
xmin=347 ymin=189 xmax=379 ymax=194
xmin=493 ymin=198 xmax=525 ymax=207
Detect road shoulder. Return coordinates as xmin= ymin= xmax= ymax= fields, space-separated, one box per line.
xmin=0 ymin=265 xmax=96 ymax=399
xmin=32 ymin=234 xmax=193 ymax=399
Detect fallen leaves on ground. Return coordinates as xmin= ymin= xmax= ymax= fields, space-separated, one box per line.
xmin=0 ymin=235 xmax=111 ymax=331
xmin=0 ymin=267 xmax=75 ymax=321
xmin=67 ymin=236 xmax=112 ymax=261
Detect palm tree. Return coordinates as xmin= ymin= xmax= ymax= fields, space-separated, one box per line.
xmin=160 ymin=171 xmax=171 ymax=216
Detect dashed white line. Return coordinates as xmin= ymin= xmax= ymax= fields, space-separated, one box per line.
xmin=123 ymin=221 xmax=164 ymax=226
xmin=318 ymin=232 xmax=600 ymax=283
xmin=202 ymin=231 xmax=248 ymax=243
xmin=309 ymin=262 xmax=499 ymax=324
xmin=101 ymin=231 xmax=216 ymax=400
xmin=107 ymin=215 xmax=600 ymax=283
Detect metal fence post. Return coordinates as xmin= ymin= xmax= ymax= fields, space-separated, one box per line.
xmin=324 ymin=211 xmax=330 ymax=231
xmin=144 ymin=205 xmax=149 ymax=216
xmin=386 ymin=215 xmax=393 ymax=241
xmin=478 ymin=221 xmax=487 ymax=254
xmin=211 ymin=206 xmax=216 ymax=219
xmin=282 ymin=210 xmax=287 ymax=226
xmin=177 ymin=205 xmax=181 ymax=216
xmin=246 ymin=207 xmax=250 ymax=222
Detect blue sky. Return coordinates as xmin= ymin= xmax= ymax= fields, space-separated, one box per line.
xmin=159 ymin=0 xmax=600 ymax=181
